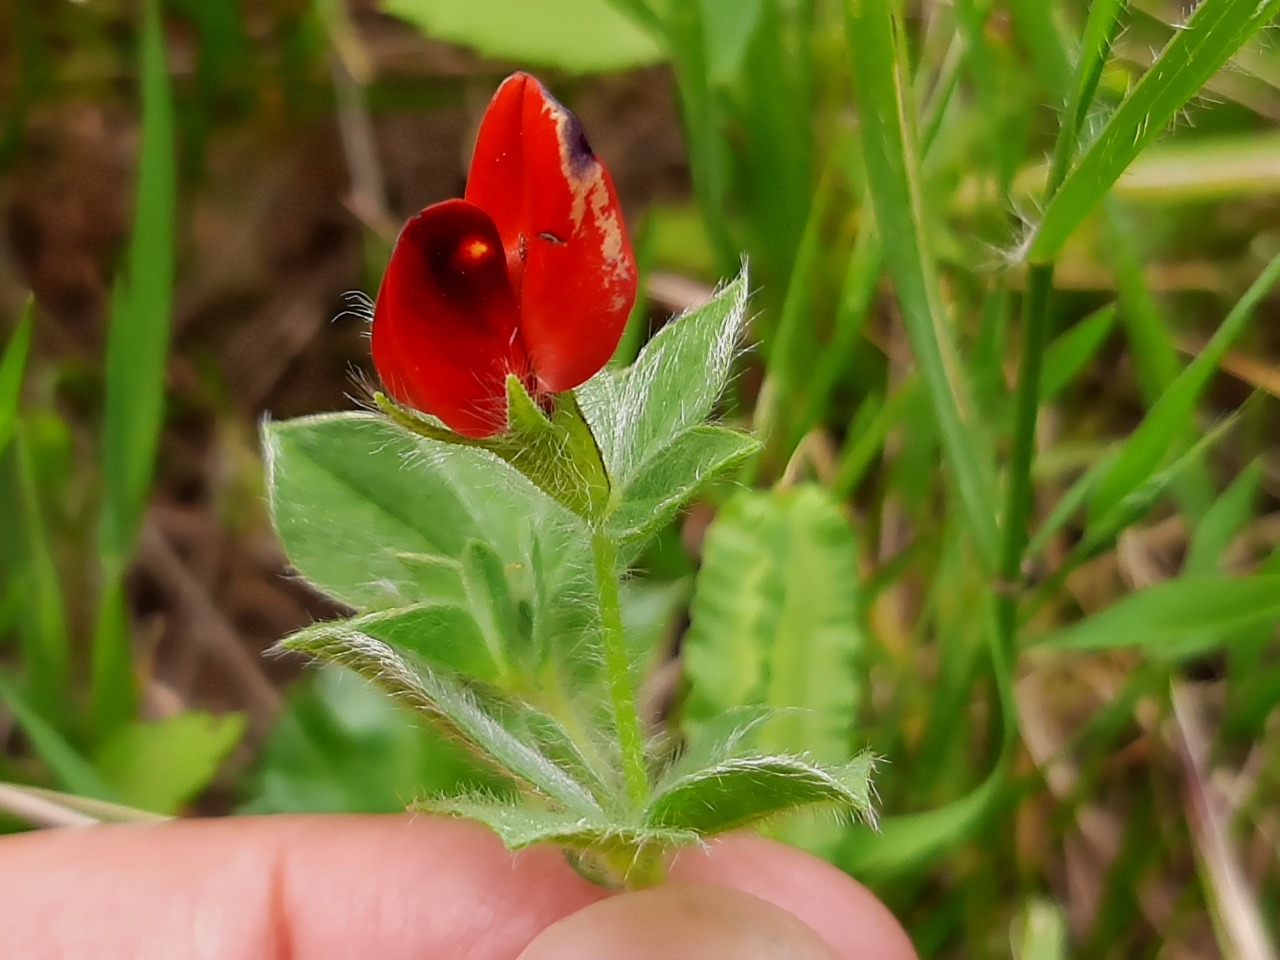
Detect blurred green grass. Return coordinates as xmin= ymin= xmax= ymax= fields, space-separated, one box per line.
xmin=3 ymin=0 xmax=1280 ymax=956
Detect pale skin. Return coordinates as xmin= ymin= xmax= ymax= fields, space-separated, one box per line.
xmin=4 ymin=814 xmax=919 ymax=960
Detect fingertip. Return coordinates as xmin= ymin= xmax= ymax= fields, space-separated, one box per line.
xmin=518 ymin=883 xmax=840 ymax=960
xmin=668 ymin=834 xmax=918 ymax=960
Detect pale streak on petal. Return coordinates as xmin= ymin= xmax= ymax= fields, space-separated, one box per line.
xmin=546 ymin=100 xmax=630 ymax=286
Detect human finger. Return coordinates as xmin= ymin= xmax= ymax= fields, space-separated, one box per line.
xmin=518 ymin=882 xmax=840 ymax=959
xmin=3 ymin=813 xmax=605 ymax=960
xmin=668 ymin=833 xmax=918 ymax=960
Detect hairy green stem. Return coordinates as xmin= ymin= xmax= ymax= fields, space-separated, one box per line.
xmin=591 ymin=532 xmax=649 ymax=808
xmin=995 ymin=263 xmax=1053 ymax=678
xmin=604 ymin=843 xmax=667 ymax=890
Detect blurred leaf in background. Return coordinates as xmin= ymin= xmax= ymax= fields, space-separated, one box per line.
xmin=683 ymin=484 xmax=864 ymax=856
xmin=96 ymin=711 xmax=246 ymax=815
xmin=0 ymin=0 xmax=243 ymax=817
xmin=243 ymin=668 xmax=495 ymax=814
xmin=379 ymin=0 xmax=664 ymax=73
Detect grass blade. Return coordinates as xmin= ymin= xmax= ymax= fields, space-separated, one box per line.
xmin=1106 ymin=207 xmax=1182 ymax=401
xmin=1004 ymin=0 xmax=1071 ymax=97
xmin=840 ymin=751 xmax=1009 ymax=878
xmin=765 ymin=153 xmax=839 ymax=450
xmin=1025 ymin=448 xmax=1116 ymax=559
xmin=662 ymin=4 xmax=738 ymax=273
xmin=843 ymin=0 xmax=999 ymax=569
xmin=1106 ymin=206 xmax=1214 ymax=515
xmin=1183 ymin=461 xmax=1262 ymax=576
xmin=1002 ymin=0 xmax=1135 ymax=674
xmin=0 ymin=669 xmax=116 ymax=800
xmin=1027 ymin=0 xmax=1280 ymax=262
xmin=98 ymin=0 xmax=175 ymax=564
xmin=421 ymin=795 xmax=688 ymax=851
xmin=14 ymin=422 xmax=70 ymax=716
xmin=798 ymin=218 xmax=880 ymax=435
xmin=1045 ymin=0 xmax=1128 ymax=193
xmin=0 ymin=782 xmax=166 ymax=827
xmin=92 ymin=0 xmax=176 ymax=733
xmin=1013 ymin=899 xmax=1069 ymax=960
xmin=1089 ymin=249 xmax=1280 ymax=522
xmin=1039 ymin=303 xmax=1117 ymax=403
xmin=1028 ymin=413 xmax=1239 ymax=616
xmin=833 ymin=379 xmax=917 ymax=499
xmin=1033 ymin=575 xmax=1280 ymax=657
xmin=0 ymin=298 xmax=33 ymax=457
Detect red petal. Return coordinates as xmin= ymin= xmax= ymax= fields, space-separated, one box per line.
xmin=466 ymin=73 xmax=637 ymax=393
xmin=371 ymin=199 xmax=529 ymax=438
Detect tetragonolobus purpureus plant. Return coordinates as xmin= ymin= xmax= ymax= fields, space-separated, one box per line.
xmin=264 ymin=72 xmax=875 ymax=887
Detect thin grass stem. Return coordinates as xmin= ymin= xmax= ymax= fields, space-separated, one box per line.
xmin=996 ymin=263 xmax=1053 ymax=667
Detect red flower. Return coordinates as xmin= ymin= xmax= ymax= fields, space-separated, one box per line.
xmin=371 ymin=73 xmax=637 ymax=439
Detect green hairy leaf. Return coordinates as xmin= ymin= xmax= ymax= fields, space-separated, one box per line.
xmin=281 ymin=628 xmax=601 ymax=815
xmin=420 ymin=795 xmax=695 ymax=852
xmin=604 ymin=426 xmax=759 ymax=542
xmin=266 ymin=412 xmax=502 ymax=610
xmin=263 ymin=413 xmax=595 ymax=658
xmin=285 ymin=604 xmax=498 ymax=683
xmin=645 ymin=753 xmax=876 ymax=835
xmin=579 ymin=265 xmax=751 ymax=491
xmin=503 ymin=705 xmax=616 ymax=805
xmin=662 ymin=705 xmax=776 ymax=783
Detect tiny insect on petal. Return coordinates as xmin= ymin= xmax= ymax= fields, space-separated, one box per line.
xmin=466 ymin=73 xmax=637 ymax=393
xmin=371 ymin=199 xmax=530 ymax=438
